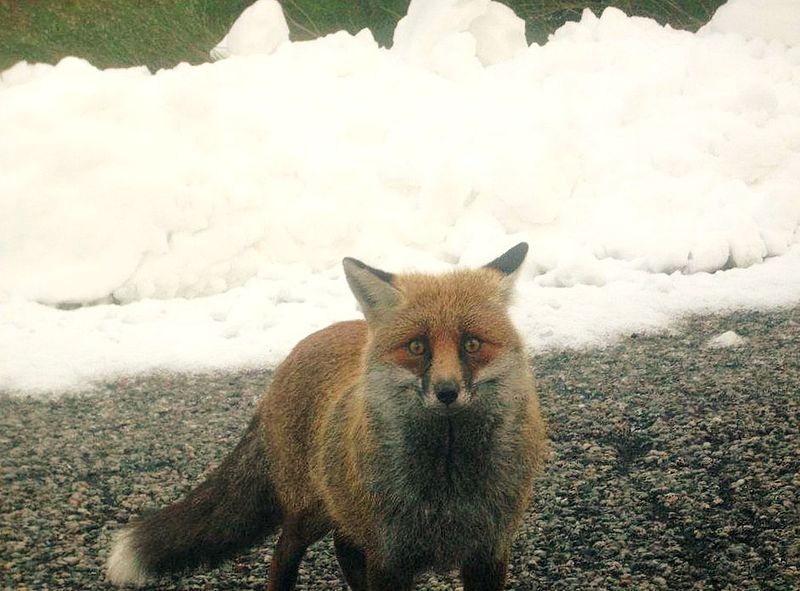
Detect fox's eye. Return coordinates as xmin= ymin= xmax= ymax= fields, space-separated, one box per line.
xmin=463 ymin=336 xmax=481 ymax=354
xmin=407 ymin=338 xmax=426 ymax=356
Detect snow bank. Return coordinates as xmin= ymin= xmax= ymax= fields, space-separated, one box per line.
xmin=700 ymin=0 xmax=800 ymax=46
xmin=393 ymin=0 xmax=527 ymax=73
xmin=210 ymin=0 xmax=289 ymax=61
xmin=1 ymin=0 xmax=799 ymax=394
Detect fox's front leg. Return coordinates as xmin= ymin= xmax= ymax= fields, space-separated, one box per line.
xmin=333 ymin=533 xmax=413 ymax=591
xmin=366 ymin=561 xmax=414 ymax=591
xmin=333 ymin=531 xmax=368 ymax=591
xmin=460 ymin=550 xmax=510 ymax=591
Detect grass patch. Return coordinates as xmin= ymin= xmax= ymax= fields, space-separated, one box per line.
xmin=0 ymin=0 xmax=250 ymax=71
xmin=0 ymin=0 xmax=725 ymax=72
xmin=518 ymin=1 xmax=724 ymax=41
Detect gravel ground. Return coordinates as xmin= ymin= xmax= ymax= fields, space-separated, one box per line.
xmin=2 ymin=307 xmax=799 ymax=590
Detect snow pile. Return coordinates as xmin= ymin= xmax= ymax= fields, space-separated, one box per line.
xmin=700 ymin=0 xmax=800 ymax=46
xmin=393 ymin=0 xmax=527 ymax=73
xmin=706 ymin=330 xmax=748 ymax=348
xmin=210 ymin=0 xmax=289 ymax=61
xmin=1 ymin=0 xmax=799 ymax=394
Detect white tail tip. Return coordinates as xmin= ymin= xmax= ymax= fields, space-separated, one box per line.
xmin=106 ymin=529 xmax=152 ymax=587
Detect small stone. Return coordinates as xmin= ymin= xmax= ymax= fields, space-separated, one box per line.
xmin=706 ymin=331 xmax=747 ymax=348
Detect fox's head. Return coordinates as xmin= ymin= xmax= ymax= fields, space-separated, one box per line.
xmin=342 ymin=243 xmax=530 ymax=415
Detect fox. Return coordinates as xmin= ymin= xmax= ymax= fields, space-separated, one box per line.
xmin=106 ymin=242 xmax=547 ymax=590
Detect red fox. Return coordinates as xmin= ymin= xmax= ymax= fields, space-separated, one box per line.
xmin=106 ymin=242 xmax=547 ymax=590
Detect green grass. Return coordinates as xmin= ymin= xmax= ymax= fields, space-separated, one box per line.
xmin=0 ymin=0 xmax=251 ymax=71
xmin=517 ymin=1 xmax=724 ymax=40
xmin=0 ymin=0 xmax=725 ymax=72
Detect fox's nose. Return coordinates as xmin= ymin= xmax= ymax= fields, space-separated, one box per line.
xmin=434 ymin=381 xmax=460 ymax=405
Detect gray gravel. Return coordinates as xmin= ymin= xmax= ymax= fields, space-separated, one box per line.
xmin=2 ymin=307 xmax=798 ymax=590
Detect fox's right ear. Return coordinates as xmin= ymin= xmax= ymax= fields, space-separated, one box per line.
xmin=342 ymin=257 xmax=400 ymax=323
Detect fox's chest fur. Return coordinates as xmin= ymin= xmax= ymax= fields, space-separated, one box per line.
xmin=366 ymin=410 xmax=534 ymax=570
xmin=315 ymin=371 xmax=538 ymax=571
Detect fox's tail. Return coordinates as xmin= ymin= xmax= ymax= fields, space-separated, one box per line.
xmin=106 ymin=416 xmax=281 ymax=587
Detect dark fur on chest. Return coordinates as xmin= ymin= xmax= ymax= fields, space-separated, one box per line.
xmin=368 ymin=410 xmax=527 ymax=570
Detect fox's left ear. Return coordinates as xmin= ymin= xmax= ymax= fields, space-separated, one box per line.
xmin=484 ymin=242 xmax=528 ymax=303
xmin=343 ymin=257 xmax=400 ymax=323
